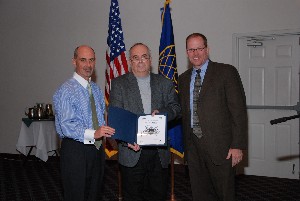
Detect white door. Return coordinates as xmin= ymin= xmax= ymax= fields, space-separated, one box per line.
xmin=236 ymin=33 xmax=299 ymax=179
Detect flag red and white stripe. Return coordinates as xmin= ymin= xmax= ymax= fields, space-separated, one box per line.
xmin=105 ymin=48 xmax=128 ymax=105
xmin=104 ymin=0 xmax=128 ymax=158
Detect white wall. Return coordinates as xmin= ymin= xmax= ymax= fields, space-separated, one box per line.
xmin=0 ymin=0 xmax=299 ymax=154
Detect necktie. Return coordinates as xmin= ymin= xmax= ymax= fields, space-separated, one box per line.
xmin=193 ymin=69 xmax=203 ymax=138
xmin=87 ymin=83 xmax=102 ymax=149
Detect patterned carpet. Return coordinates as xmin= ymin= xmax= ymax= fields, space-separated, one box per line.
xmin=0 ymin=154 xmax=299 ymax=201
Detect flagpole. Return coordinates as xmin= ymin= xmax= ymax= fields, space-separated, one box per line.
xmin=170 ymin=153 xmax=176 ymax=201
xmin=118 ymin=160 xmax=122 ymax=200
xmin=158 ymin=1 xmax=183 ymax=200
xmin=104 ymin=0 xmax=129 ymax=199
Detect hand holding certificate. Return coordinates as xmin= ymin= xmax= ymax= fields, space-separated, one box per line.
xmin=108 ymin=106 xmax=167 ymax=146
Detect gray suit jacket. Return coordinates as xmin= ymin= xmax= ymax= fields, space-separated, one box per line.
xmin=109 ymin=72 xmax=181 ymax=168
xmin=178 ymin=61 xmax=248 ymax=165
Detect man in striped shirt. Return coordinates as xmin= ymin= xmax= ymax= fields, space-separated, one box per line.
xmin=53 ymin=45 xmax=115 ymax=201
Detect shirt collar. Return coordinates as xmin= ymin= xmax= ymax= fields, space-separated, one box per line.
xmin=192 ymin=59 xmax=209 ymax=74
xmin=73 ymin=72 xmax=91 ymax=88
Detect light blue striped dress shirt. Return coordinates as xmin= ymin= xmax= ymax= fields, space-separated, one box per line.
xmin=53 ymin=73 xmax=106 ymax=144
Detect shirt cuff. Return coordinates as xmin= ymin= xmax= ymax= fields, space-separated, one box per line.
xmin=84 ymin=129 xmax=95 ymax=144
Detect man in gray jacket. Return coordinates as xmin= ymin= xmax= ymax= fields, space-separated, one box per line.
xmin=109 ymin=43 xmax=181 ymax=201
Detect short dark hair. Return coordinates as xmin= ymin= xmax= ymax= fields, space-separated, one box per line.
xmin=186 ymin=33 xmax=208 ymax=48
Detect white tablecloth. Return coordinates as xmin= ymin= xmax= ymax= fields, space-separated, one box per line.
xmin=16 ymin=121 xmax=60 ymax=162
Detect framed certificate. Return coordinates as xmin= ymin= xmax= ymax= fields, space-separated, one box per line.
xmin=108 ymin=106 xmax=167 ymax=146
xmin=136 ymin=114 xmax=167 ymax=146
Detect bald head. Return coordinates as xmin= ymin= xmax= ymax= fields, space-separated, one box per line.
xmin=72 ymin=45 xmax=96 ymax=80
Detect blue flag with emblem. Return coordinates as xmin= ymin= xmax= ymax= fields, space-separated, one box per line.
xmin=158 ymin=0 xmax=184 ymax=158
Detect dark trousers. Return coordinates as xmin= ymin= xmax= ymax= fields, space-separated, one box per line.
xmin=60 ymin=138 xmax=105 ymax=201
xmin=188 ymin=134 xmax=235 ymax=201
xmin=119 ymin=149 xmax=169 ymax=201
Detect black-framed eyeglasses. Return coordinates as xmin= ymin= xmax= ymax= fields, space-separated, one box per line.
xmin=187 ymin=47 xmax=206 ymax=53
xmin=130 ymin=55 xmax=150 ymax=63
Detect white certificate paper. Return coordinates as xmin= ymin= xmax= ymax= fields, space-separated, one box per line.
xmin=136 ymin=115 xmax=167 ymax=146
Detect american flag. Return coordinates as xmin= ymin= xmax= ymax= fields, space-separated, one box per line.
xmin=105 ymin=0 xmax=129 ymax=105
xmin=105 ymin=0 xmax=128 ymax=158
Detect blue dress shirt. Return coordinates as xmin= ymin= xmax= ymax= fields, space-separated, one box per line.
xmin=53 ymin=73 xmax=106 ymax=144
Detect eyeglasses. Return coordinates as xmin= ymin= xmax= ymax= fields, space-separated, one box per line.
xmin=187 ymin=47 xmax=206 ymax=53
xmin=130 ymin=55 xmax=150 ymax=63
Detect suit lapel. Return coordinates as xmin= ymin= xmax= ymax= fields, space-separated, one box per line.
xmin=200 ymin=61 xmax=216 ymax=99
xmin=182 ymin=69 xmax=192 ymax=112
xmin=127 ymin=73 xmax=144 ymax=113
xmin=150 ymin=73 xmax=159 ymax=112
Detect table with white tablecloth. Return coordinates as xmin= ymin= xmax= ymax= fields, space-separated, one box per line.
xmin=16 ymin=119 xmax=60 ymax=162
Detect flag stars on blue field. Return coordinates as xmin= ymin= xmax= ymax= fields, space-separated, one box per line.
xmin=108 ymin=0 xmax=126 ymax=60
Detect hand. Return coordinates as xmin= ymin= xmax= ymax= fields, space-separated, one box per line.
xmin=128 ymin=142 xmax=140 ymax=151
xmin=226 ymin=148 xmax=243 ymax=167
xmin=151 ymin=110 xmax=159 ymax=116
xmin=94 ymin=125 xmax=115 ymax=139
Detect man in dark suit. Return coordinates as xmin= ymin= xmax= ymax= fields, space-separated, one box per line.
xmin=109 ymin=43 xmax=181 ymax=201
xmin=178 ymin=33 xmax=248 ymax=201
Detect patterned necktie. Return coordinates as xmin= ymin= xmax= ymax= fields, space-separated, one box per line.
xmin=87 ymin=83 xmax=102 ymax=149
xmin=193 ymin=69 xmax=203 ymax=138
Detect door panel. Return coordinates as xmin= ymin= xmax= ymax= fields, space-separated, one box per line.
xmin=238 ymin=34 xmax=299 ymax=179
